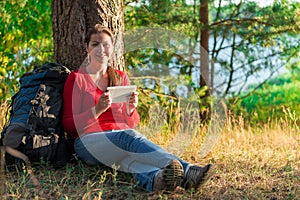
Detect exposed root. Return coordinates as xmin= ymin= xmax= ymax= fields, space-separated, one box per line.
xmin=1 ymin=146 xmax=41 ymax=189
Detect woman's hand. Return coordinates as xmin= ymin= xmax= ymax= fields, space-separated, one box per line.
xmin=126 ymin=92 xmax=139 ymax=115
xmin=95 ymin=92 xmax=112 ymax=116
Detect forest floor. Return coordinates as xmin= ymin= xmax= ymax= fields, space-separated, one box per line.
xmin=1 ymin=119 xmax=299 ymax=199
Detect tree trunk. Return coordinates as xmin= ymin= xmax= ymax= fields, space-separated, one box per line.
xmin=52 ymin=0 xmax=124 ymax=70
xmin=200 ymin=0 xmax=210 ymax=121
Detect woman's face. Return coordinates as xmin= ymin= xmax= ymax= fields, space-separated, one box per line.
xmin=86 ymin=32 xmax=113 ymax=65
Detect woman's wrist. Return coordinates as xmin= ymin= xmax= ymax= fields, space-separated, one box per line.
xmin=94 ymin=105 xmax=104 ymax=117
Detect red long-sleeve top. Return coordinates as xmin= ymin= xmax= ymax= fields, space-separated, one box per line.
xmin=62 ymin=67 xmax=140 ymax=139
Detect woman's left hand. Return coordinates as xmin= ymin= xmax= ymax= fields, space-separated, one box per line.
xmin=126 ymin=92 xmax=139 ymax=115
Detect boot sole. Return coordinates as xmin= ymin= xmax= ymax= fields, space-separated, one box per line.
xmin=163 ymin=159 xmax=184 ymax=190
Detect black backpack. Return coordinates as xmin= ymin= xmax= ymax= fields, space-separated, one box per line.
xmin=0 ymin=62 xmax=72 ymax=168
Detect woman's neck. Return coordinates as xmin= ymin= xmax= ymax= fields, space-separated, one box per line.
xmin=86 ymin=64 xmax=109 ymax=91
xmin=86 ymin=63 xmax=108 ymax=76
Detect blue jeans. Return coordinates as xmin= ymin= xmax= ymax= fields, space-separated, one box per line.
xmin=74 ymin=129 xmax=189 ymax=192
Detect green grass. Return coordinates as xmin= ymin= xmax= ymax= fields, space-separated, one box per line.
xmin=239 ymin=78 xmax=300 ymax=124
xmin=0 ymin=103 xmax=299 ymax=199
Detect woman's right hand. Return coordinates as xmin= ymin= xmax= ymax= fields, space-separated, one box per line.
xmin=95 ymin=92 xmax=112 ymax=116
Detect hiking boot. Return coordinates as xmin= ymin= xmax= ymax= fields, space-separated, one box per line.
xmin=153 ymin=159 xmax=184 ymax=191
xmin=183 ymin=164 xmax=214 ymax=190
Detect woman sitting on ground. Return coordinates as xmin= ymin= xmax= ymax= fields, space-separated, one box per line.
xmin=62 ymin=24 xmax=214 ymax=192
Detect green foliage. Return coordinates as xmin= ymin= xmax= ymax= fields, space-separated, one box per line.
xmin=124 ymin=0 xmax=200 ymax=94
xmin=127 ymin=47 xmax=208 ymax=129
xmin=1 ymin=0 xmax=300 ymax=127
xmin=125 ymin=1 xmax=300 ymax=95
xmin=0 ymin=0 xmax=53 ymax=100
xmin=210 ymin=0 xmax=300 ymax=97
xmin=124 ymin=1 xmax=209 ymax=128
xmin=124 ymin=0 xmax=300 ymax=126
xmin=125 ymin=0 xmax=199 ymax=35
xmin=232 ymin=72 xmax=300 ymax=124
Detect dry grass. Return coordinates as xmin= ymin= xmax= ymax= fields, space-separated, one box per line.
xmin=197 ymin=118 xmax=300 ymax=199
xmin=0 ymin=101 xmax=299 ymax=199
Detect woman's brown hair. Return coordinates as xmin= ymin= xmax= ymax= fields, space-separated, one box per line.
xmin=85 ymin=24 xmax=121 ymax=87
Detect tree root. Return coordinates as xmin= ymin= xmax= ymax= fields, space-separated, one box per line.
xmin=0 ymin=146 xmax=41 ymax=194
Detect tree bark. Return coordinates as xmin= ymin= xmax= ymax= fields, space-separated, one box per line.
xmin=200 ymin=0 xmax=210 ymax=121
xmin=200 ymin=0 xmax=209 ymax=89
xmin=52 ymin=0 xmax=124 ymax=70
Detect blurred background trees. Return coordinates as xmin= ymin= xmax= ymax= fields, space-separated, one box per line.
xmin=1 ymin=0 xmax=300 ymax=126
xmin=0 ymin=0 xmax=53 ymax=99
